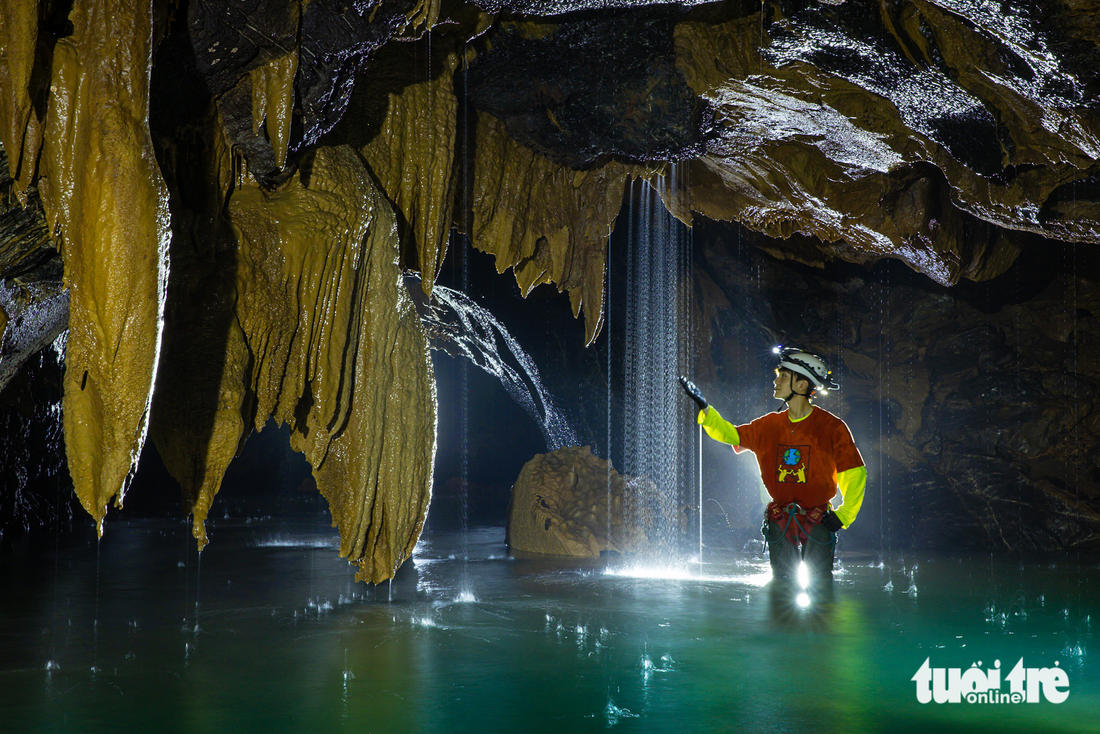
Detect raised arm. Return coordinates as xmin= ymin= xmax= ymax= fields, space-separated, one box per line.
xmin=678 ymin=376 xmax=741 ymax=446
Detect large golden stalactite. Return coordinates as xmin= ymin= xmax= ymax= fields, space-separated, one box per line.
xmin=250 ymin=50 xmax=300 ymax=171
xmin=231 ymin=145 xmax=436 ymax=582
xmin=463 ymin=113 xmax=644 ymax=345
xmin=148 ymin=106 xmax=245 ymax=552
xmin=9 ymin=0 xmax=171 ymax=533
xmin=152 ymin=142 xmax=436 ymax=582
xmin=0 ymin=0 xmax=41 ymax=198
xmin=332 ymin=22 xmax=498 ymax=297
xmin=356 ymin=41 xmax=461 ymax=295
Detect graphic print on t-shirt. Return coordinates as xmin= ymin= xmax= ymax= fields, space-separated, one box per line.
xmin=777 ymin=445 xmax=810 ymax=483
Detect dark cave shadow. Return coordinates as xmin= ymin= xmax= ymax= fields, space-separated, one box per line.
xmin=146 ymin=5 xmax=246 ymax=514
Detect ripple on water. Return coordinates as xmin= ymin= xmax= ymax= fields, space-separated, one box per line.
xmin=253 ymin=534 xmax=338 ymax=549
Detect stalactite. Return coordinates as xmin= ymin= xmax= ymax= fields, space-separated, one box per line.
xmin=250 ymin=50 xmax=299 ymax=170
xmin=232 ymin=145 xmax=436 ymax=582
xmin=29 ymin=0 xmax=170 ymax=534
xmin=0 ymin=0 xmax=41 ymax=200
xmin=148 ymin=105 xmax=243 ymax=550
xmin=2 ymin=0 xmax=1099 ymax=565
xmin=464 ymin=113 xmax=644 ymax=345
xmin=354 ymin=40 xmax=462 ymax=294
xmin=405 ymin=0 xmax=443 ymax=35
xmin=152 ymin=143 xmax=436 ymax=582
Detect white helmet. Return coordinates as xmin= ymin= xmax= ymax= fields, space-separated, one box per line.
xmin=776 ymin=347 xmax=839 ymax=391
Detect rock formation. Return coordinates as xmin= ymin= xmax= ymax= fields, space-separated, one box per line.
xmin=507 ymin=445 xmax=658 ymax=556
xmin=149 ymin=143 xmax=436 ymax=581
xmin=1 ymin=0 xmax=1099 ymax=572
xmin=1 ymin=0 xmax=170 ymax=534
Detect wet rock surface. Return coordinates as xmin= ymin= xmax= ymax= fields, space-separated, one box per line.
xmin=507 ymin=445 xmax=658 ymax=556
xmin=142 ymin=0 xmax=1100 ymax=300
xmin=150 ymin=143 xmax=437 ymax=581
xmin=0 ymin=150 xmax=66 ymax=396
xmin=463 ymin=13 xmax=712 ymax=168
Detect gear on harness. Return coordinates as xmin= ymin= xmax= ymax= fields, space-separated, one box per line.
xmin=765 ymin=502 xmax=836 ymax=548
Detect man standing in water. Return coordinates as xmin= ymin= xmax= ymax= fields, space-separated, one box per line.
xmin=679 ymin=348 xmax=866 ymax=580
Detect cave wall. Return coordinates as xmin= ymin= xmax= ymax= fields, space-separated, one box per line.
xmin=1 ymin=0 xmax=1099 ymax=572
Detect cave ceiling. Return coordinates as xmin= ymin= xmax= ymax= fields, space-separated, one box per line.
xmin=1 ymin=0 xmax=1099 ymax=575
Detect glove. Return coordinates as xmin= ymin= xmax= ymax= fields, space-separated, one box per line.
xmin=678 ymin=376 xmax=707 ymax=411
xmin=821 ymin=510 xmax=843 ymax=533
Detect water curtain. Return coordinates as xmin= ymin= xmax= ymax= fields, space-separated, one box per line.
xmin=621 ymin=174 xmax=694 ymax=553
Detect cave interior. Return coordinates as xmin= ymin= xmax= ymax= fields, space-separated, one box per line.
xmin=2 ymin=0 xmax=1100 ymax=727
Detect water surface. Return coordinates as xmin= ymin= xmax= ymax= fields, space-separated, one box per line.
xmin=1 ymin=520 xmax=1096 ymax=733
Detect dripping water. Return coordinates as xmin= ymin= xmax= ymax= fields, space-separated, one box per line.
xmin=407 ymin=273 xmax=579 ymax=452
xmin=92 ymin=536 xmax=100 ymax=678
xmin=458 ymin=49 xmax=472 ymax=597
xmin=194 ymin=549 xmax=202 ymax=636
xmin=606 ymin=220 xmax=614 ymax=566
xmin=620 ymin=173 xmax=693 ymax=559
xmin=459 ymin=237 xmax=470 ymax=587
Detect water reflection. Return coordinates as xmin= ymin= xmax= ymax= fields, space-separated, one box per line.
xmin=1 ymin=520 xmax=1098 ymax=733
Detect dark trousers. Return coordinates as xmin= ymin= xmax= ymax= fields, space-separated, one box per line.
xmin=763 ymin=518 xmax=836 ymax=579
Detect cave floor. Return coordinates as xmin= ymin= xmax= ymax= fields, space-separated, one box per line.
xmin=1 ymin=519 xmax=1098 ymax=733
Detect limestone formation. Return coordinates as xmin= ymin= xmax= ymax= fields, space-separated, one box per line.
xmin=0 ymin=278 xmax=68 ymax=397
xmin=0 ymin=0 xmax=40 ymax=200
xmin=0 ymin=151 xmax=67 ymax=396
xmin=464 ymin=113 xmax=647 ymax=345
xmin=343 ymin=37 xmax=467 ymax=293
xmin=1 ymin=0 xmax=171 ymax=534
xmin=673 ymin=7 xmax=1043 ymax=286
xmin=463 ymin=15 xmax=710 ymax=168
xmin=507 ymin=445 xmax=657 ymax=556
xmin=0 ymin=150 xmax=54 ymax=278
xmin=250 ymin=51 xmax=300 ymax=171
xmin=151 ymin=144 xmax=436 ymax=582
xmin=232 ymin=146 xmax=436 ymax=582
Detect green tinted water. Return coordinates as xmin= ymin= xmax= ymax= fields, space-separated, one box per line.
xmin=1 ymin=520 xmax=1096 ymax=733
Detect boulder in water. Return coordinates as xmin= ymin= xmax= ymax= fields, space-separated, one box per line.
xmin=507 ymin=446 xmax=658 ymax=557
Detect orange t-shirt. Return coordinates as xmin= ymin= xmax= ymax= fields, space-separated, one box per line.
xmin=735 ymin=407 xmax=864 ymax=508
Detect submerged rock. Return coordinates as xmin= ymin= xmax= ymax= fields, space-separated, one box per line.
xmin=507 ymin=445 xmax=657 ymax=556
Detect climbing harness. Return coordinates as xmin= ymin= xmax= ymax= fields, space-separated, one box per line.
xmin=763 ymin=501 xmax=837 ymax=556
